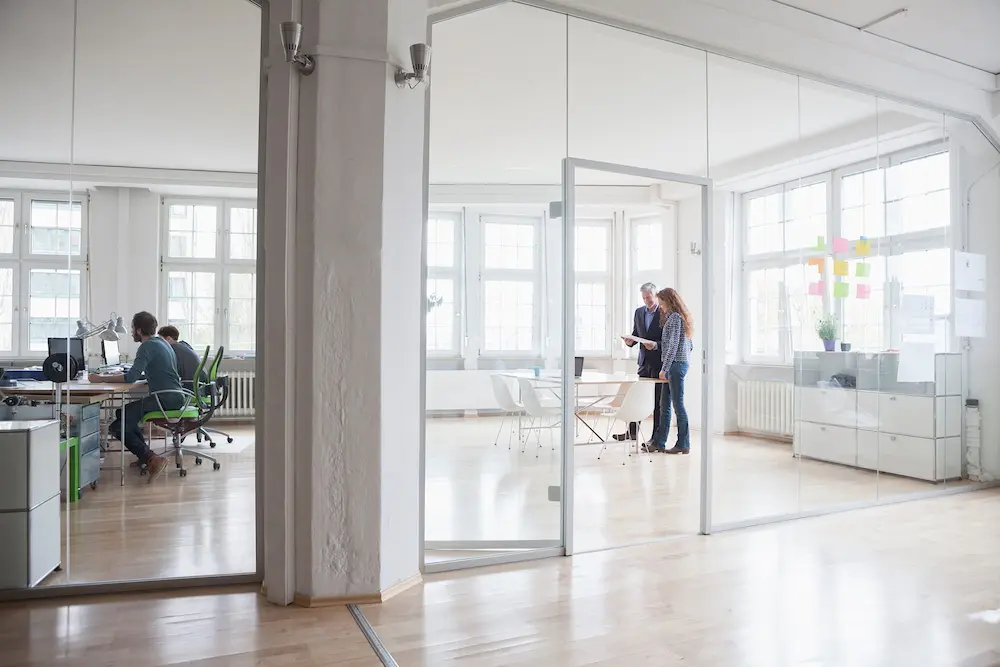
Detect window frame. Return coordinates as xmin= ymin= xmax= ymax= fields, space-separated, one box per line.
xmin=741 ymin=142 xmax=952 ymax=365
xmin=426 ymin=209 xmax=463 ymax=358
xmin=160 ymin=197 xmax=257 ymax=355
xmin=573 ymin=215 xmax=614 ymax=355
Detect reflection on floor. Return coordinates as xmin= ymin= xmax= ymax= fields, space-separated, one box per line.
xmin=0 ymin=588 xmax=382 ymax=667
xmin=372 ymin=490 xmax=1000 ymax=667
xmin=426 ymin=416 xmax=965 ymax=555
xmin=41 ymin=425 xmax=256 ymax=587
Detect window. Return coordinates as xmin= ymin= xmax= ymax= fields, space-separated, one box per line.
xmin=161 ymin=198 xmax=257 ymax=354
xmin=742 ymin=148 xmax=952 ymax=362
xmin=0 ymin=191 xmax=88 ymax=356
xmin=426 ymin=213 xmax=461 ymax=354
xmin=481 ymin=214 xmax=540 ymax=353
xmin=575 ymin=220 xmax=611 ymax=352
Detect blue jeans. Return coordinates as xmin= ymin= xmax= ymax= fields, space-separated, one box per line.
xmin=651 ymin=361 xmax=690 ymax=450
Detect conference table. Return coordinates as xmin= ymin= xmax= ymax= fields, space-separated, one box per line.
xmin=497 ymin=370 xmax=665 ymax=444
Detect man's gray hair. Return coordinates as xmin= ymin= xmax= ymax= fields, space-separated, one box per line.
xmin=639 ymin=282 xmax=657 ymax=294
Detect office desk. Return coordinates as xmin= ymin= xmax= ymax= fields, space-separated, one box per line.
xmin=498 ymin=371 xmax=665 ymax=443
xmin=1 ymin=380 xmax=147 ymax=494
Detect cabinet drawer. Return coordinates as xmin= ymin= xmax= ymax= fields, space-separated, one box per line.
xmin=798 ymin=387 xmax=856 ymax=428
xmin=80 ymin=402 xmax=101 ymax=422
xmin=79 ymin=449 xmax=100 ymax=489
xmin=878 ymin=394 xmax=933 ymax=438
xmin=856 ymin=429 xmax=879 ymax=470
xmin=79 ymin=431 xmax=100 ymax=456
xmin=877 ymin=433 xmax=935 ymax=481
xmin=798 ymin=421 xmax=857 ymax=467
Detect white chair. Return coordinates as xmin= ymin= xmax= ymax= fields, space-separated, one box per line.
xmin=517 ymin=378 xmax=561 ymax=457
xmin=598 ymin=381 xmax=655 ymax=464
xmin=490 ymin=374 xmax=525 ymax=449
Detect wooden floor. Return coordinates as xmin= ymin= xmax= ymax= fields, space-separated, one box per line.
xmin=42 ymin=425 xmax=257 ymax=587
xmin=0 ymin=587 xmax=380 ymax=666
xmin=7 ymin=492 xmax=1000 ymax=666
xmin=426 ymin=416 xmax=961 ymax=553
xmin=368 ymin=490 xmax=1000 ymax=667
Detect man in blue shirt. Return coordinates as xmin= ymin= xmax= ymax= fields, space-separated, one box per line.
xmin=89 ymin=311 xmax=184 ymax=482
xmin=616 ymin=283 xmax=664 ymax=442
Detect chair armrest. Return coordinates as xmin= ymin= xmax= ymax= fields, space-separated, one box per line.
xmin=145 ymin=388 xmax=197 ymax=414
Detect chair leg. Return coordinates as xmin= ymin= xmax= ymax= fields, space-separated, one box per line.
xmin=493 ymin=412 xmax=508 ymax=447
xmin=507 ymin=413 xmax=518 ymax=450
xmin=597 ymin=418 xmax=614 ymax=460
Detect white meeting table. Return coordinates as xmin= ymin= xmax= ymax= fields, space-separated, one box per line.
xmin=498 ymin=370 xmax=666 ymax=443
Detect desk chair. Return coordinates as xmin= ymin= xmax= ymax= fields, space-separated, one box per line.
xmin=195 ymin=347 xmax=234 ymax=447
xmin=140 ymin=346 xmax=221 ymax=478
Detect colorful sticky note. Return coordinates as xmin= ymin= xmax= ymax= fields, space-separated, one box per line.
xmin=807 ymin=257 xmax=825 ymax=273
xmin=808 ymin=281 xmax=824 ymax=296
xmin=856 ymin=239 xmax=871 ymax=256
xmin=833 ymin=260 xmax=849 ymax=277
xmin=833 ymin=237 xmax=849 ymax=253
xmin=815 ymin=236 xmax=826 ymax=251
xmin=855 ymin=262 xmax=871 ymax=278
xmin=834 ymin=282 xmax=849 ymax=299
xmin=857 ymin=284 xmax=871 ymax=299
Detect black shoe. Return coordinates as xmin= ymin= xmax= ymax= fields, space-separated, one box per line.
xmin=641 ymin=442 xmax=666 ymax=453
xmin=613 ymin=432 xmax=637 ymax=441
xmin=664 ymin=446 xmax=690 ymax=455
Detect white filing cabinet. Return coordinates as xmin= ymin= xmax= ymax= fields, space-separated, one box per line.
xmin=794 ymin=352 xmax=962 ymax=482
xmin=0 ymin=420 xmax=61 ymax=588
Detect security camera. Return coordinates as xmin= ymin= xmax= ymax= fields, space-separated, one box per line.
xmin=395 ymin=43 xmax=432 ymax=89
xmin=278 ymin=22 xmax=315 ymax=76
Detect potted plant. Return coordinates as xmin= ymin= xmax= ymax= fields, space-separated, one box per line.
xmin=815 ymin=313 xmax=838 ymax=352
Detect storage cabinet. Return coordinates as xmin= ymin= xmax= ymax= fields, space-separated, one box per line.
xmin=0 ymin=421 xmax=61 ymax=589
xmin=794 ymin=352 xmax=962 ymax=482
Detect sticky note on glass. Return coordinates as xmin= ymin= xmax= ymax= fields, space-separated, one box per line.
xmin=834 ymin=282 xmax=849 ymax=299
xmin=807 ymin=257 xmax=825 ymax=273
xmin=808 ymin=281 xmax=824 ymax=296
xmin=856 ymin=239 xmax=871 ymax=256
xmin=857 ymin=284 xmax=871 ymax=299
xmin=833 ymin=237 xmax=849 ymax=253
xmin=833 ymin=260 xmax=849 ymax=276
xmin=855 ymin=262 xmax=871 ymax=278
xmin=815 ymin=236 xmax=825 ymax=251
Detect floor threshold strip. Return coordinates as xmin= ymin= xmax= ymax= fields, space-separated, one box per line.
xmin=348 ymin=603 xmax=399 ymax=667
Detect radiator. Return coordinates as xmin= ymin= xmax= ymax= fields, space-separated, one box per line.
xmin=217 ymin=370 xmax=255 ymax=418
xmin=737 ymin=380 xmax=793 ymax=437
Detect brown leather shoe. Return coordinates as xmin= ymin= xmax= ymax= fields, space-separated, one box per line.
xmin=146 ymin=454 xmax=169 ymax=482
xmin=664 ymin=446 xmax=690 ymax=455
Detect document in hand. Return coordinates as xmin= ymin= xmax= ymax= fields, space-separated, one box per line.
xmin=624 ymin=334 xmax=656 ymax=346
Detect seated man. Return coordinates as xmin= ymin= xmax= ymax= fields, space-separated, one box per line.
xmin=89 ymin=311 xmax=184 ymax=482
xmin=157 ymin=325 xmax=208 ymax=387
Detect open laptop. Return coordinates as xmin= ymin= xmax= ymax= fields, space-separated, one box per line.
xmin=102 ymin=339 xmax=120 ymax=365
xmin=574 ymin=356 xmax=585 ymax=378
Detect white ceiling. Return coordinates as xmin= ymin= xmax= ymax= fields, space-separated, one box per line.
xmin=429 ymin=3 xmax=940 ymax=186
xmin=760 ymin=0 xmax=1000 ymax=73
xmin=0 ymin=0 xmax=260 ymax=172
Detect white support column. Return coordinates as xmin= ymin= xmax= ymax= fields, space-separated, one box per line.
xmin=262 ymin=0 xmax=425 ymax=604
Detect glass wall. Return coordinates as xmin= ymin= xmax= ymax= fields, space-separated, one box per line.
xmin=425 ymin=0 xmax=1000 ymax=565
xmin=0 ymin=0 xmax=260 ymax=594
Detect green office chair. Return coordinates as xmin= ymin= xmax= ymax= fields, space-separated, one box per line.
xmin=195 ymin=346 xmax=235 ymax=447
xmin=140 ymin=346 xmax=221 ymax=477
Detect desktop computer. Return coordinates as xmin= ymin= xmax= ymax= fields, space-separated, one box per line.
xmin=47 ymin=337 xmax=86 ymax=375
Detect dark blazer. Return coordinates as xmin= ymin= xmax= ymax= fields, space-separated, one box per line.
xmin=628 ymin=305 xmax=664 ymax=377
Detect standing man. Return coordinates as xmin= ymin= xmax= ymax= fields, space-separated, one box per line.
xmin=89 ymin=311 xmax=184 ymax=482
xmin=615 ymin=283 xmax=664 ymax=442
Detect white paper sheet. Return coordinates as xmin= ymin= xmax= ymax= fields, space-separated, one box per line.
xmin=896 ymin=341 xmax=936 ymax=383
xmin=955 ymin=297 xmax=986 ymax=338
xmin=623 ymin=334 xmax=656 ymax=346
xmin=901 ymin=294 xmax=935 ymax=335
xmin=955 ymin=251 xmax=987 ymax=292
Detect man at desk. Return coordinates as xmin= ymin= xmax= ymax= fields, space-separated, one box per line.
xmin=616 ymin=282 xmax=664 ymax=442
xmin=157 ymin=325 xmax=207 ymax=386
xmin=89 ymin=311 xmax=182 ymax=482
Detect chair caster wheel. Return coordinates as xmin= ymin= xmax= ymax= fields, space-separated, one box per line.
xmin=210 ymin=442 xmax=217 ymax=448
xmin=226 ymin=437 xmax=233 ymax=443
xmin=176 ymin=462 xmax=182 ymax=469
xmin=196 ymin=433 xmax=203 ymax=442
xmin=140 ymin=468 xmax=148 ymax=476
xmin=213 ymin=462 xmax=221 ymax=471
xmin=179 ymin=468 xmax=188 ymax=477
xmin=90 ymin=481 xmax=98 ymax=490
xmin=195 ymin=457 xmax=203 ymax=465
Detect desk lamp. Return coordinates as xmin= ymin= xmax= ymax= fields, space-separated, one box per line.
xmin=75 ymin=314 xmax=128 ymax=341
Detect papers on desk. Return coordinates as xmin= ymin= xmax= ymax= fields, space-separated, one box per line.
xmin=623 ymin=335 xmax=656 ymax=346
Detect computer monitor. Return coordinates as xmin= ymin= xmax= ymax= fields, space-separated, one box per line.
xmin=102 ymin=339 xmax=120 ymax=366
xmin=48 ymin=337 xmax=86 ymax=375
